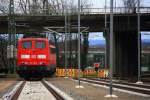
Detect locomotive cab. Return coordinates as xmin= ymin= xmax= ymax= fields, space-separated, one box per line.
xmin=17 ymin=38 xmax=56 ymax=79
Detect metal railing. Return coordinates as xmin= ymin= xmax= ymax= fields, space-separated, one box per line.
xmin=0 ymin=7 xmax=150 ymax=16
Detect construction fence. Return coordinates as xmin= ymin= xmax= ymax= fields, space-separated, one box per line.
xmin=55 ymin=68 xmax=109 ymax=78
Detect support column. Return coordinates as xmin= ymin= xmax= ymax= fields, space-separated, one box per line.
xmin=8 ymin=0 xmax=16 ymax=74
xmin=115 ymin=31 xmax=138 ymax=80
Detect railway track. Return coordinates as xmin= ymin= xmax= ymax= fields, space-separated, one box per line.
xmin=73 ymin=78 xmax=150 ymax=96
xmin=42 ymin=80 xmax=64 ymax=100
xmin=90 ymin=78 xmax=150 ymax=89
xmin=3 ymin=79 xmax=72 ymax=100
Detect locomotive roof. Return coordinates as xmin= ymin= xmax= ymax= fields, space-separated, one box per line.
xmin=19 ymin=38 xmax=48 ymax=41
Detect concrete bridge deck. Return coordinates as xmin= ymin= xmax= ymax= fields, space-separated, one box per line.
xmin=0 ymin=13 xmax=150 ymax=33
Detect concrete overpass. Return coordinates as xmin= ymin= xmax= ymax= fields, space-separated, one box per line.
xmin=0 ymin=14 xmax=150 ymax=33
xmin=1 ymin=11 xmax=150 ymax=78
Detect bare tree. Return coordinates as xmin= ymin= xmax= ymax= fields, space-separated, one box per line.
xmin=122 ymin=0 xmax=143 ymax=13
xmin=18 ymin=0 xmax=29 ymax=14
xmin=0 ymin=0 xmax=92 ymax=14
xmin=0 ymin=0 xmax=9 ymax=13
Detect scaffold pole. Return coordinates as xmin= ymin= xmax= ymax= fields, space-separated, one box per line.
xmin=75 ymin=0 xmax=84 ymax=89
xmin=8 ymin=0 xmax=16 ymax=74
xmin=136 ymin=0 xmax=143 ymax=84
xmin=105 ymin=0 xmax=117 ymax=97
xmin=65 ymin=0 xmax=68 ymax=78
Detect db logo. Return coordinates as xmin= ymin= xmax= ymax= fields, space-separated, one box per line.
xmin=31 ymin=55 xmax=36 ymax=58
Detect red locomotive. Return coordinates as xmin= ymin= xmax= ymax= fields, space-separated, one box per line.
xmin=17 ymin=37 xmax=56 ymax=79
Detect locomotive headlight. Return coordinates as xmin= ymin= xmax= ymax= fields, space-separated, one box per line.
xmin=21 ymin=55 xmax=30 ymax=59
xmin=37 ymin=55 xmax=46 ymax=59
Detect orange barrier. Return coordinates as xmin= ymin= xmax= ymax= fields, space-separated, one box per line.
xmin=55 ymin=68 xmax=109 ymax=78
xmin=104 ymin=69 xmax=109 ymax=78
xmin=56 ymin=68 xmax=66 ymax=77
xmin=74 ymin=69 xmax=82 ymax=78
xmin=97 ymin=70 xmax=103 ymax=78
xmin=74 ymin=69 xmax=78 ymax=78
xmin=97 ymin=69 xmax=109 ymax=78
xmin=56 ymin=68 xmax=58 ymax=76
xmin=56 ymin=68 xmax=76 ymax=77
xmin=67 ymin=69 xmax=73 ymax=77
xmin=84 ymin=69 xmax=96 ymax=76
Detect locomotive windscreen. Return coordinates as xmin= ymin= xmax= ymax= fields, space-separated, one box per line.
xmin=35 ymin=41 xmax=46 ymax=49
xmin=22 ymin=41 xmax=32 ymax=49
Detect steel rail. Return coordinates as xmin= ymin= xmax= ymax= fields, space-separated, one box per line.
xmin=88 ymin=78 xmax=150 ymax=89
xmin=42 ymin=80 xmax=64 ymax=100
xmin=11 ymin=81 xmax=26 ymax=100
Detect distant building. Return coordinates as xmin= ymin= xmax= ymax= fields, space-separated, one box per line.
xmin=57 ymin=38 xmax=150 ymax=72
xmin=58 ymin=39 xmax=105 ymax=68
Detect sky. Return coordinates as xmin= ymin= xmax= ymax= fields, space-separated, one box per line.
xmin=88 ymin=32 xmax=105 ymax=46
xmin=89 ymin=32 xmax=150 ymax=46
xmin=141 ymin=32 xmax=150 ymax=43
xmin=91 ymin=0 xmax=150 ymax=8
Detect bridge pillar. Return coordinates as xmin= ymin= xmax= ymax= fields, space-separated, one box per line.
xmin=113 ymin=31 xmax=138 ymax=79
